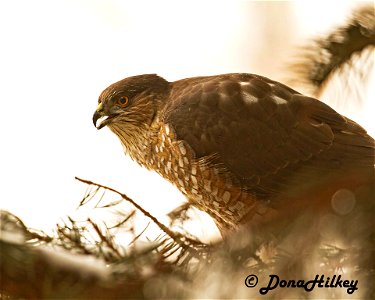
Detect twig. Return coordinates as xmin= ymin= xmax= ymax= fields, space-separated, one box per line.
xmin=108 ymin=210 xmax=136 ymax=229
xmin=88 ymin=218 xmax=122 ymax=258
xmin=74 ymin=177 xmax=204 ymax=257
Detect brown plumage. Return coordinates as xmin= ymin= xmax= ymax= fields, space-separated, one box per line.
xmin=93 ymin=73 xmax=374 ymax=234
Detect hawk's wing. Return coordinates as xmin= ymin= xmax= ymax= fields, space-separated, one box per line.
xmin=163 ymin=73 xmax=374 ymax=198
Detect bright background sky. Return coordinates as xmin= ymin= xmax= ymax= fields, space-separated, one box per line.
xmin=0 ymin=1 xmax=373 ymax=241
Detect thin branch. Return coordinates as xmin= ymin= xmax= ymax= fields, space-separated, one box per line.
xmin=75 ymin=177 xmax=204 ymax=258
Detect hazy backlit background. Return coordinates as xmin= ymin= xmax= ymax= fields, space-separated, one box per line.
xmin=1 ymin=1 xmax=373 ymax=240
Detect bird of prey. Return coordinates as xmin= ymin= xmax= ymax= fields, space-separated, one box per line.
xmin=93 ymin=73 xmax=374 ymax=234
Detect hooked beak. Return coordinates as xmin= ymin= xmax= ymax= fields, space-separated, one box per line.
xmin=93 ymin=102 xmax=108 ymax=130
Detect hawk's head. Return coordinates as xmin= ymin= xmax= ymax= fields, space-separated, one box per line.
xmin=93 ymin=74 xmax=169 ymax=132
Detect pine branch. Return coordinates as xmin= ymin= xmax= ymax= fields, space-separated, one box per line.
xmin=289 ymin=4 xmax=375 ymax=98
xmin=74 ymin=176 xmax=208 ymax=261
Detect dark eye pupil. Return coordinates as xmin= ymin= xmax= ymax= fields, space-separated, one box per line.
xmin=119 ymin=97 xmax=128 ymax=104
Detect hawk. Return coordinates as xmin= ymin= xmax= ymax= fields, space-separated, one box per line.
xmin=93 ymin=73 xmax=374 ymax=234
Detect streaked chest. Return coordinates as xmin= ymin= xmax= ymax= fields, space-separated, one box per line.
xmin=143 ymin=121 xmax=254 ymax=230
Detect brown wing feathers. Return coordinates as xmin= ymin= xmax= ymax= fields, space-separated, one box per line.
xmin=164 ymin=73 xmax=374 ymax=199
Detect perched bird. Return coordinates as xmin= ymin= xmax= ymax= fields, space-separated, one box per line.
xmin=93 ymin=73 xmax=374 ymax=235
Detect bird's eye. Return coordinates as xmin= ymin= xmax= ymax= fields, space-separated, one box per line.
xmin=117 ymin=96 xmax=129 ymax=107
